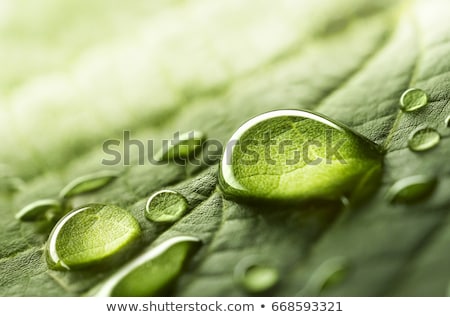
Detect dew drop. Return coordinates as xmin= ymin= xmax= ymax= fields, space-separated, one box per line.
xmin=59 ymin=170 xmax=120 ymax=199
xmin=94 ymin=236 xmax=201 ymax=296
xmin=408 ymin=128 xmax=440 ymax=152
xmin=145 ymin=190 xmax=189 ymax=223
xmin=234 ymin=256 xmax=279 ymax=294
xmin=445 ymin=115 xmax=450 ymax=128
xmin=46 ymin=204 xmax=140 ymax=270
xmin=0 ymin=164 xmax=24 ymax=193
xmin=399 ymin=88 xmax=428 ymax=112
xmin=298 ymin=257 xmax=350 ymax=296
xmin=156 ymin=131 xmax=206 ymax=162
xmin=386 ymin=175 xmax=437 ymax=204
xmin=15 ymin=199 xmax=61 ymax=222
xmin=219 ymin=110 xmax=382 ymax=203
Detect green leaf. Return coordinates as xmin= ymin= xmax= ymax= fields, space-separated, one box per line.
xmin=1 ymin=0 xmax=450 ymax=296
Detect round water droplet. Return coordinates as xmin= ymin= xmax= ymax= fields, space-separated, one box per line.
xmin=59 ymin=170 xmax=120 ymax=199
xmin=399 ymin=88 xmax=428 ymax=112
xmin=219 ymin=110 xmax=382 ymax=203
xmin=234 ymin=257 xmax=279 ymax=294
xmin=94 ymin=236 xmax=201 ymax=297
xmin=386 ymin=175 xmax=437 ymax=204
xmin=156 ymin=131 xmax=206 ymax=162
xmin=408 ymin=128 xmax=440 ymax=152
xmin=145 ymin=190 xmax=189 ymax=223
xmin=46 ymin=204 xmax=141 ymax=270
xmin=298 ymin=257 xmax=350 ymax=296
xmin=15 ymin=199 xmax=61 ymax=222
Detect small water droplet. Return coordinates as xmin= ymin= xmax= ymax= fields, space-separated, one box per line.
xmin=145 ymin=190 xmax=189 ymax=223
xmin=298 ymin=257 xmax=350 ymax=296
xmin=15 ymin=199 xmax=61 ymax=222
xmin=386 ymin=175 xmax=437 ymax=204
xmin=400 ymin=88 xmax=428 ymax=112
xmin=156 ymin=131 xmax=206 ymax=162
xmin=219 ymin=110 xmax=382 ymax=203
xmin=46 ymin=204 xmax=140 ymax=270
xmin=0 ymin=164 xmax=25 ymax=193
xmin=94 ymin=236 xmax=201 ymax=296
xmin=59 ymin=170 xmax=120 ymax=199
xmin=234 ymin=256 xmax=279 ymax=294
xmin=445 ymin=115 xmax=450 ymax=127
xmin=408 ymin=128 xmax=440 ymax=152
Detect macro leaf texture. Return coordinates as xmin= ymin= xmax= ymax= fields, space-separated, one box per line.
xmin=1 ymin=0 xmax=450 ymax=296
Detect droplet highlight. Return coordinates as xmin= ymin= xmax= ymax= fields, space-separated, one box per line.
xmin=219 ymin=110 xmax=382 ymax=203
xmin=445 ymin=115 xmax=450 ymax=127
xmin=408 ymin=128 xmax=440 ymax=152
xmin=59 ymin=170 xmax=120 ymax=199
xmin=94 ymin=236 xmax=201 ymax=296
xmin=145 ymin=190 xmax=189 ymax=223
xmin=46 ymin=204 xmax=141 ymax=270
xmin=156 ymin=131 xmax=205 ymax=161
xmin=386 ymin=175 xmax=437 ymax=204
xmin=15 ymin=199 xmax=61 ymax=222
xmin=234 ymin=256 xmax=279 ymax=294
xmin=400 ymin=88 xmax=428 ymax=112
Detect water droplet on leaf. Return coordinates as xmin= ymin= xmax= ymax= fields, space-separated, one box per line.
xmin=59 ymin=170 xmax=120 ymax=199
xmin=15 ymin=199 xmax=61 ymax=222
xmin=408 ymin=128 xmax=440 ymax=152
xmin=94 ymin=236 xmax=201 ymax=296
xmin=234 ymin=257 xmax=279 ymax=294
xmin=0 ymin=164 xmax=24 ymax=193
xmin=219 ymin=110 xmax=382 ymax=203
xmin=399 ymin=88 xmax=428 ymax=112
xmin=145 ymin=190 xmax=189 ymax=223
xmin=156 ymin=131 xmax=205 ymax=162
xmin=298 ymin=257 xmax=350 ymax=296
xmin=46 ymin=204 xmax=140 ymax=270
xmin=445 ymin=115 xmax=450 ymax=127
xmin=386 ymin=175 xmax=437 ymax=204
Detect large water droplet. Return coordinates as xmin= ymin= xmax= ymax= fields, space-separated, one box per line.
xmin=234 ymin=256 xmax=279 ymax=294
xmin=298 ymin=257 xmax=350 ymax=296
xmin=219 ymin=110 xmax=382 ymax=203
xmin=15 ymin=199 xmax=61 ymax=222
xmin=399 ymin=88 xmax=428 ymax=112
xmin=145 ymin=190 xmax=189 ymax=223
xmin=408 ymin=128 xmax=440 ymax=152
xmin=386 ymin=175 xmax=437 ymax=204
xmin=94 ymin=236 xmax=201 ymax=296
xmin=156 ymin=131 xmax=206 ymax=162
xmin=59 ymin=170 xmax=120 ymax=199
xmin=46 ymin=204 xmax=141 ymax=270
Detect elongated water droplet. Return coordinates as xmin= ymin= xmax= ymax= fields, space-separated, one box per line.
xmin=46 ymin=204 xmax=140 ymax=270
xmin=298 ymin=257 xmax=350 ymax=296
xmin=156 ymin=131 xmax=205 ymax=161
xmin=94 ymin=236 xmax=201 ymax=296
xmin=408 ymin=128 xmax=440 ymax=152
xmin=15 ymin=199 xmax=61 ymax=222
xmin=59 ymin=170 xmax=120 ymax=199
xmin=400 ymin=88 xmax=428 ymax=112
xmin=234 ymin=256 xmax=279 ymax=294
xmin=445 ymin=115 xmax=450 ymax=127
xmin=386 ymin=175 xmax=437 ymax=204
xmin=219 ymin=110 xmax=382 ymax=203
xmin=145 ymin=190 xmax=189 ymax=223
